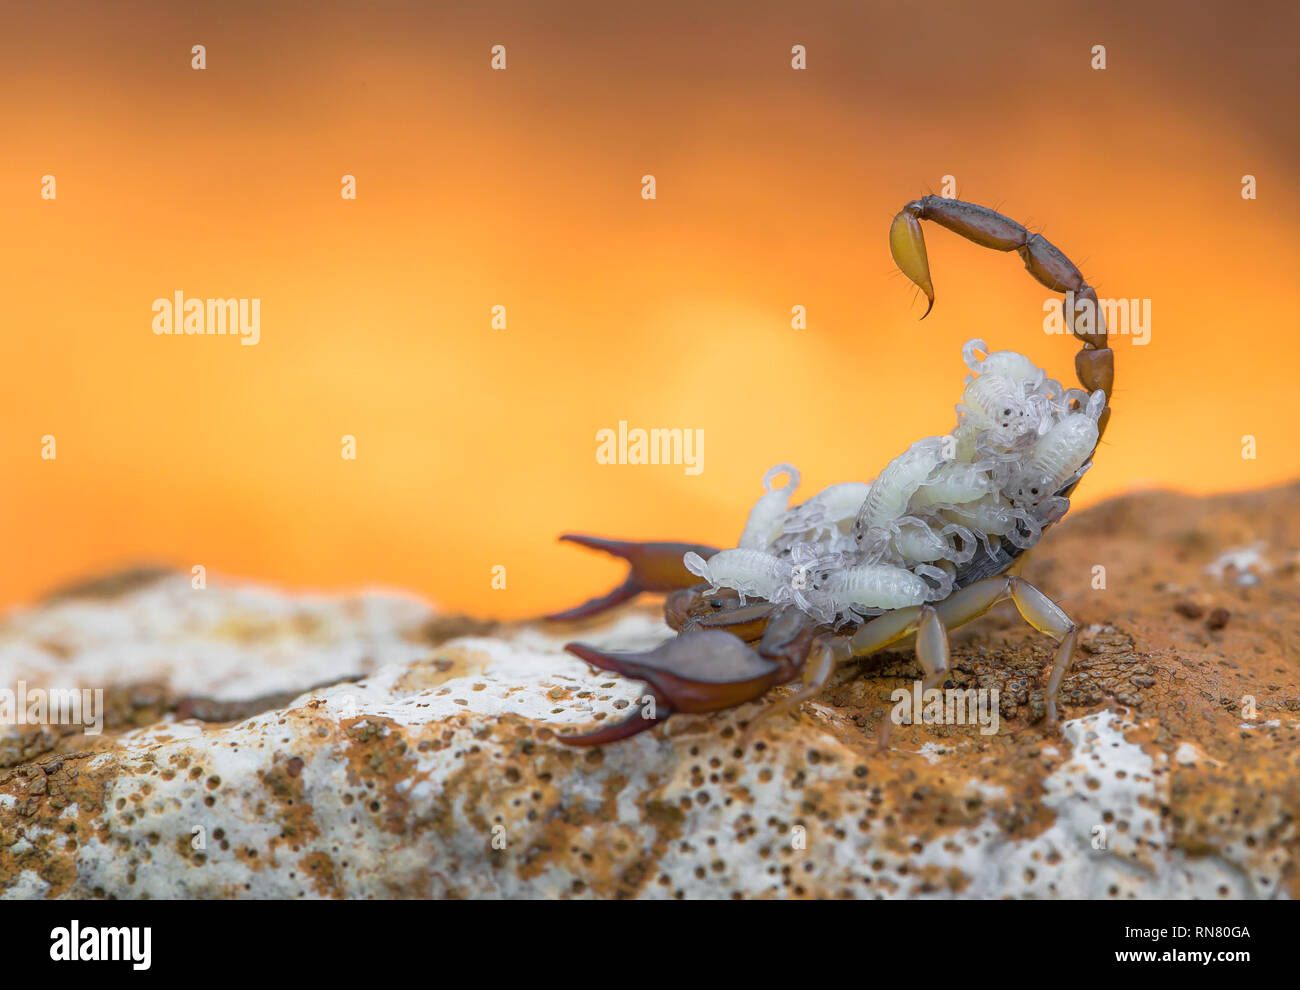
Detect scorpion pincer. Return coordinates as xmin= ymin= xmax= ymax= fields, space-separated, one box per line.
xmin=545 ymin=195 xmax=1114 ymax=746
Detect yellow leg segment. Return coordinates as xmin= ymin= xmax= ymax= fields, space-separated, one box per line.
xmin=915 ymin=605 xmax=950 ymax=692
xmin=1008 ymin=579 xmax=1077 ymax=725
xmin=852 ymin=576 xmax=1078 ymax=727
xmin=743 ymin=638 xmax=847 ymax=742
xmin=747 ymin=573 xmax=1077 ymax=740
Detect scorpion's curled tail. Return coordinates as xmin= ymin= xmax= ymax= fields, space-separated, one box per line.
xmin=888 ymin=195 xmax=1113 ymax=444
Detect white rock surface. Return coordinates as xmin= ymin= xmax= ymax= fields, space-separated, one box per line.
xmin=0 ymin=573 xmax=436 ymax=701
xmin=0 ymin=572 xmax=1291 ymax=898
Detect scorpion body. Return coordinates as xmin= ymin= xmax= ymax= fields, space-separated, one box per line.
xmin=546 ymin=195 xmax=1115 ymax=746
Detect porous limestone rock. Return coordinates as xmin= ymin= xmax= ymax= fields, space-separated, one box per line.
xmin=2 ymin=482 xmax=1299 ymax=898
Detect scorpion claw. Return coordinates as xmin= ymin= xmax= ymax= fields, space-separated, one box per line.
xmin=543 ymin=581 xmax=640 ymax=622
xmin=560 ymin=631 xmax=784 ymax=744
xmin=554 ymin=708 xmax=669 ymax=747
xmin=544 ymin=535 xmax=720 ymax=622
xmin=889 ymin=208 xmax=934 ymax=317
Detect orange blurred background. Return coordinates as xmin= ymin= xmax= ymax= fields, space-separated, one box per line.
xmin=3 ymin=0 xmax=1299 ymax=619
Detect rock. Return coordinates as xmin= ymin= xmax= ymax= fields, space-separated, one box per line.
xmin=1206 ymin=606 xmax=1231 ymax=631
xmin=3 ymin=482 xmax=1300 ymax=899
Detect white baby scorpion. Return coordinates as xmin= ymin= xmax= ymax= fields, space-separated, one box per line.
xmin=1007 ymin=391 xmax=1106 ymax=511
xmin=890 ymin=516 xmax=976 ymax=565
xmin=963 ymin=338 xmax=1043 ymax=384
xmin=909 ymin=459 xmax=994 ymax=509
xmin=779 ymin=481 xmax=872 ymax=542
xmin=682 ymin=341 xmax=1102 ymax=622
xmin=684 ymin=548 xmax=792 ymax=603
xmin=738 ymin=463 xmax=800 ymax=550
xmin=814 ymin=563 xmax=934 ymax=614
xmin=850 ymin=437 xmax=947 ymax=554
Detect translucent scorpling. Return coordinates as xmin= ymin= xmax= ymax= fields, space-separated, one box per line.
xmin=684 ymin=339 xmax=1105 ymax=626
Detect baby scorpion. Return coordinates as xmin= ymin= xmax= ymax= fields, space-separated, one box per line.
xmin=545 ymin=195 xmax=1115 ymax=745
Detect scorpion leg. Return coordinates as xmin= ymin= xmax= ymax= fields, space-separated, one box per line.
xmin=1008 ymin=580 xmax=1078 ymax=726
xmin=839 ymin=605 xmax=935 ymax=745
xmin=749 ymin=605 xmax=952 ymax=743
xmin=931 ymin=575 xmax=1077 ymax=725
xmin=847 ymin=605 xmax=925 ymax=657
xmin=915 ymin=605 xmax=951 ymax=692
xmin=727 ymin=606 xmax=921 ymax=744
xmin=544 ymin=535 xmax=719 ymax=621
xmin=557 ymin=630 xmax=787 ymax=746
xmin=741 ymin=638 xmax=848 ymax=742
xmin=842 ymin=577 xmax=1078 ymax=733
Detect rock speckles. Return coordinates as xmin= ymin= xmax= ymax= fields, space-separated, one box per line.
xmin=2 ymin=482 xmax=1298 ymax=898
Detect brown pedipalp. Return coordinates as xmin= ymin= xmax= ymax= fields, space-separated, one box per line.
xmin=557 ymin=600 xmax=826 ymax=745
xmin=566 ymin=632 xmax=784 ymax=715
xmin=557 ymin=629 xmax=793 ymax=746
xmin=544 ymin=535 xmax=719 ymax=622
xmin=553 ymin=707 xmax=670 ymax=746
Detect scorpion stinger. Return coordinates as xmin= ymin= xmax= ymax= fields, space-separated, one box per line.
xmin=547 ymin=195 xmax=1115 ymax=745
xmin=890 ymin=195 xmax=1112 ymax=437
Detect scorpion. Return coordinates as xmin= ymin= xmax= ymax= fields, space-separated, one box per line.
xmin=545 ymin=196 xmax=1115 ymax=746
